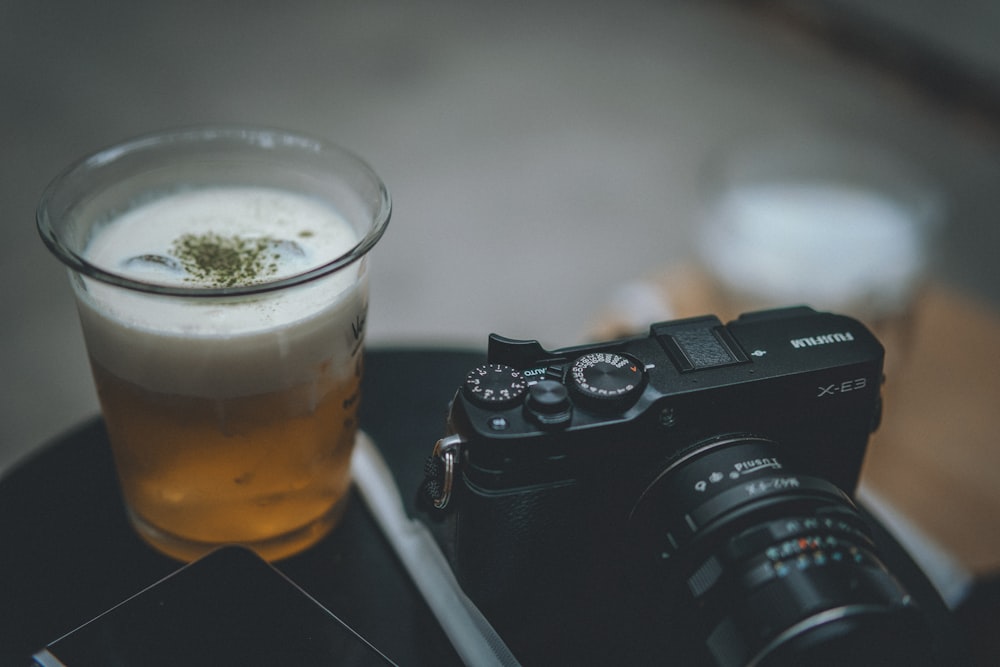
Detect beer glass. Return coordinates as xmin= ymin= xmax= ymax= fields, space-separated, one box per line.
xmin=38 ymin=127 xmax=391 ymax=562
xmin=696 ymin=132 xmax=942 ymax=377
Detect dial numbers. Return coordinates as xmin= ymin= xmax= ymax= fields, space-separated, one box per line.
xmin=463 ymin=364 xmax=529 ymax=408
xmin=569 ymin=352 xmax=646 ymax=408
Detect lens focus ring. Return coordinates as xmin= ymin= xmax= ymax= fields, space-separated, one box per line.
xmin=627 ymin=436 xmax=929 ymax=667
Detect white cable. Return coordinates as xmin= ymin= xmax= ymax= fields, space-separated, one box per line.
xmin=351 ymin=432 xmax=522 ymax=667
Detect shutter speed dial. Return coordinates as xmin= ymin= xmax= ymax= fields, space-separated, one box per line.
xmin=569 ymin=352 xmax=646 ymax=410
xmin=463 ymin=364 xmax=528 ymax=408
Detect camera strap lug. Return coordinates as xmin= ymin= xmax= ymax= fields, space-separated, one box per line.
xmin=425 ymin=434 xmax=464 ymax=510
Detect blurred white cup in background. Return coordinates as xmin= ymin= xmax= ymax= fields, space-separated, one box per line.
xmin=696 ymin=133 xmax=944 ymax=325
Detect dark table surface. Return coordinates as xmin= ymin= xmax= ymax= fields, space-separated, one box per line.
xmin=0 ymin=348 xmax=482 ymax=667
xmin=0 ymin=348 xmax=974 ymax=666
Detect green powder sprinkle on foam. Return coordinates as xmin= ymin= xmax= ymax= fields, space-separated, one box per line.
xmin=170 ymin=232 xmax=281 ymax=288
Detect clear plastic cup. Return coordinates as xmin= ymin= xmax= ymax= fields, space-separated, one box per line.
xmin=38 ymin=126 xmax=390 ymax=561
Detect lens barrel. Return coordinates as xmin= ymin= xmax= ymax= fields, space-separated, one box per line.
xmin=629 ymin=437 xmax=932 ymax=667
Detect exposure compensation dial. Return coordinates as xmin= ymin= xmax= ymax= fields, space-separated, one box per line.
xmin=463 ymin=364 xmax=528 ymax=408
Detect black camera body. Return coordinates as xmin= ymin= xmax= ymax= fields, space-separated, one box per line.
xmin=422 ymin=307 xmax=932 ymax=665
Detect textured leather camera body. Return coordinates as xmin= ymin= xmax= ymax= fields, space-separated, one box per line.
xmin=421 ymin=307 xmax=885 ymax=658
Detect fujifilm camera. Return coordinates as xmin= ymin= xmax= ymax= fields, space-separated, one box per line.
xmin=421 ymin=307 xmax=937 ymax=666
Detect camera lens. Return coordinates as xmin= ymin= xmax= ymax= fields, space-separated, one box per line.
xmin=628 ymin=436 xmax=933 ymax=667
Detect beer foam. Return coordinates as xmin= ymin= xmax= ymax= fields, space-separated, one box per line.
xmin=86 ymin=186 xmax=357 ymax=288
xmin=76 ymin=187 xmax=368 ymax=397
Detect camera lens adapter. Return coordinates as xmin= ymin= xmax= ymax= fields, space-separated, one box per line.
xmin=629 ymin=436 xmax=933 ymax=667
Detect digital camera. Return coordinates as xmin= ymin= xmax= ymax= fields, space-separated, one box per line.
xmin=421 ymin=307 xmax=936 ymax=666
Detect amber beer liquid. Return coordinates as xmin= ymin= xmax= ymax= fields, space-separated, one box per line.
xmin=74 ymin=186 xmax=370 ymax=562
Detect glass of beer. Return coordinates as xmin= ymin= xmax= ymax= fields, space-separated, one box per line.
xmin=695 ymin=131 xmax=942 ymax=378
xmin=37 ymin=127 xmax=391 ymax=562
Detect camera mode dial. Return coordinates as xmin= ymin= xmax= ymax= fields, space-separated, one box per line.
xmin=463 ymin=364 xmax=528 ymax=408
xmin=568 ymin=352 xmax=646 ymax=411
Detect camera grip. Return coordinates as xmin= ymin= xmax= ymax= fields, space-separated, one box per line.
xmin=449 ymin=477 xmax=584 ymax=612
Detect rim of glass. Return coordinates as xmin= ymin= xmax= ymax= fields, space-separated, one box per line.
xmin=36 ymin=125 xmax=392 ymax=298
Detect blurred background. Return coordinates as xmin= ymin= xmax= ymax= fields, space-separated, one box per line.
xmin=5 ymin=0 xmax=1000 ymax=472
xmin=3 ymin=0 xmax=1000 ymax=660
xmin=3 ymin=0 xmax=1000 ymax=552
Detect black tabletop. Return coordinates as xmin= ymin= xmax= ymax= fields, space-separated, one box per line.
xmin=0 ymin=348 xmax=483 ymax=667
xmin=0 ymin=348 xmax=973 ymax=666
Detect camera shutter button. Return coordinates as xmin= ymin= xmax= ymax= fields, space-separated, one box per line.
xmin=525 ymin=380 xmax=573 ymax=426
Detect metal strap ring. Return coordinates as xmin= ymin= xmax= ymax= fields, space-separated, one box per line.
xmin=431 ymin=434 xmax=464 ymax=509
